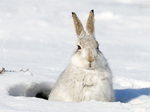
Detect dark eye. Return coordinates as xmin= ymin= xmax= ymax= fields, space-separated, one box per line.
xmin=77 ymin=45 xmax=81 ymax=50
xmin=97 ymin=45 xmax=99 ymax=50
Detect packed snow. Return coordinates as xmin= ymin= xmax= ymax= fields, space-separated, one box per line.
xmin=0 ymin=0 xmax=150 ymax=112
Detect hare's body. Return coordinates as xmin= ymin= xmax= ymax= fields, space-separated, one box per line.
xmin=48 ymin=10 xmax=114 ymax=102
xmin=49 ymin=59 xmax=114 ymax=102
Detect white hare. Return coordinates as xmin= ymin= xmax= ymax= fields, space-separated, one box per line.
xmin=48 ymin=10 xmax=114 ymax=102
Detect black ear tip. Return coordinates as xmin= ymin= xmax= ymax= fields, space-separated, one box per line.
xmin=72 ymin=12 xmax=76 ymax=15
xmin=91 ymin=9 xmax=94 ymax=13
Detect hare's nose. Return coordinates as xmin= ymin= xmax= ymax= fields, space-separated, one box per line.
xmin=87 ymin=50 xmax=95 ymax=63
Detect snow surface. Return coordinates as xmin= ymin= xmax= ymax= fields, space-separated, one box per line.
xmin=0 ymin=0 xmax=150 ymax=112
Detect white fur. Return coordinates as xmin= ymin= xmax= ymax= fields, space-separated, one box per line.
xmin=48 ymin=10 xmax=114 ymax=102
xmin=49 ymin=53 xmax=114 ymax=102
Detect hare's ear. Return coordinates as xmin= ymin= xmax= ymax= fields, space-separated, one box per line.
xmin=72 ymin=12 xmax=84 ymax=39
xmin=86 ymin=10 xmax=95 ymax=36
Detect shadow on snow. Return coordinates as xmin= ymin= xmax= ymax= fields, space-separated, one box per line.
xmin=115 ymin=88 xmax=150 ymax=103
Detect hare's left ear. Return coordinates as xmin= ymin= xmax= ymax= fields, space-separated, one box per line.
xmin=86 ymin=10 xmax=95 ymax=36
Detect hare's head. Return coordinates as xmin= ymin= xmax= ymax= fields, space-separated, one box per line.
xmin=71 ymin=10 xmax=107 ymax=69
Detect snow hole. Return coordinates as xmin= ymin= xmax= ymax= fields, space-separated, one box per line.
xmin=8 ymin=82 xmax=54 ymax=100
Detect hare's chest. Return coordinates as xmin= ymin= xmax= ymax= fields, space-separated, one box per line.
xmin=82 ymin=73 xmax=98 ymax=87
xmin=73 ymin=69 xmax=111 ymax=101
xmin=74 ymin=70 xmax=98 ymax=86
xmin=73 ymin=70 xmax=101 ymax=100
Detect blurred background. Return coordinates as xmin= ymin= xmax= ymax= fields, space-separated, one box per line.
xmin=0 ymin=0 xmax=150 ymax=84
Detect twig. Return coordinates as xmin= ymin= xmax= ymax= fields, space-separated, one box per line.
xmin=0 ymin=68 xmax=5 ymax=74
xmin=0 ymin=67 xmax=29 ymax=74
xmin=20 ymin=68 xmax=29 ymax=72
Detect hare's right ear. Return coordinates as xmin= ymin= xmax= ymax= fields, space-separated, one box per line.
xmin=86 ymin=10 xmax=95 ymax=37
xmin=72 ymin=12 xmax=84 ymax=40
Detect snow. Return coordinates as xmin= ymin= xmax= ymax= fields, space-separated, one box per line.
xmin=0 ymin=0 xmax=150 ymax=111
